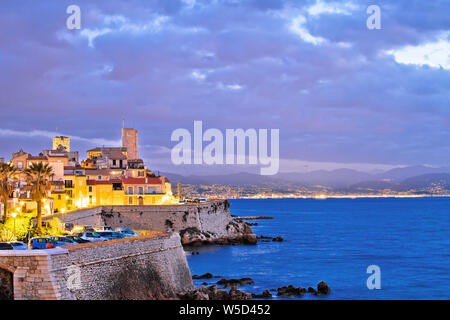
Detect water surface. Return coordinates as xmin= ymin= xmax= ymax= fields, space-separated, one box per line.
xmin=186 ymin=198 xmax=450 ymax=299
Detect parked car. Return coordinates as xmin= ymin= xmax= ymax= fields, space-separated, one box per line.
xmin=71 ymin=225 xmax=96 ymax=234
xmin=29 ymin=237 xmax=58 ymax=250
xmin=95 ymin=226 xmax=113 ymax=232
xmin=74 ymin=232 xmax=107 ymax=242
xmin=49 ymin=236 xmax=78 ymax=247
xmin=9 ymin=241 xmax=28 ymax=250
xmin=96 ymin=231 xmax=125 ymax=240
xmin=65 ymin=235 xmax=91 ymax=243
xmin=195 ymin=197 xmax=209 ymax=203
xmin=115 ymin=228 xmax=139 ymax=238
xmin=0 ymin=242 xmax=14 ymax=250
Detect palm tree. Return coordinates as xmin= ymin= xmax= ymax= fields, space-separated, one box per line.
xmin=24 ymin=162 xmax=54 ymax=231
xmin=0 ymin=163 xmax=18 ymax=223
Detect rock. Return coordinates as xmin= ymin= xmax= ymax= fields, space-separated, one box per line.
xmin=236 ymin=216 xmax=274 ymax=220
xmin=202 ymin=282 xmax=208 ymax=285
xmin=307 ymin=287 xmax=318 ymax=295
xmin=317 ymin=281 xmax=330 ymax=295
xmin=229 ymin=286 xmax=253 ymax=300
xmin=180 ymin=227 xmax=210 ymax=245
xmin=272 ymin=236 xmax=284 ymax=242
xmin=181 ymin=219 xmax=257 ymax=246
xmin=252 ymin=290 xmax=273 ymax=299
xmin=225 ymin=221 xmax=258 ymax=245
xmin=179 ymin=285 xmax=252 ymax=300
xmin=277 ymin=285 xmax=306 ymax=297
xmin=192 ymin=272 xmax=214 ymax=279
xmin=217 ymin=278 xmax=255 ymax=288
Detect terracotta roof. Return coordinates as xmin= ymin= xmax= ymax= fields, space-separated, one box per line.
xmin=87 ymin=147 xmax=127 ymax=153
xmin=84 ymin=169 xmax=110 ymax=175
xmin=86 ymin=179 xmax=122 ymax=186
xmin=47 ymin=154 xmax=68 ymax=158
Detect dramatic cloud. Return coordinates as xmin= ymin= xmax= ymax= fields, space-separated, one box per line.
xmin=0 ymin=0 xmax=449 ymax=174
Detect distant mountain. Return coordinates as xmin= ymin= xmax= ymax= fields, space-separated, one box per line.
xmin=276 ymin=168 xmax=373 ymax=187
xmin=374 ymin=165 xmax=450 ymax=182
xmin=347 ymin=173 xmax=450 ymax=193
xmin=161 ymin=171 xmax=284 ymax=186
xmin=161 ymin=166 xmax=450 ymax=193
xmin=400 ymin=173 xmax=450 ymax=190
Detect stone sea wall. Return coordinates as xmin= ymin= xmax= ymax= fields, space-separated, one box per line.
xmin=0 ymin=233 xmax=193 ymax=300
xmin=48 ymin=200 xmax=257 ymax=245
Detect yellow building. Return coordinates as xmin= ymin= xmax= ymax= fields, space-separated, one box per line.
xmin=53 ymin=136 xmax=70 ymax=152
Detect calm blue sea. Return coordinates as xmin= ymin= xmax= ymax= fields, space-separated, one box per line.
xmin=185 ymin=198 xmax=450 ymax=300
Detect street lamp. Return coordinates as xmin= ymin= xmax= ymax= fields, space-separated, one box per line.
xmin=11 ymin=211 xmax=17 ymax=240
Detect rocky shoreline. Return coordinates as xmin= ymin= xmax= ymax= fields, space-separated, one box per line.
xmin=181 ymin=273 xmax=330 ymax=300
xmin=180 ymin=219 xmax=257 ymax=246
xmin=181 ymin=208 xmax=331 ymax=300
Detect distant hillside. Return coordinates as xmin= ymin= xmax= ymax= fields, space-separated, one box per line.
xmin=161 ymin=167 xmax=450 ymax=194
xmin=161 ymin=171 xmax=286 ymax=187
xmin=400 ymin=173 xmax=450 ymax=190
xmin=347 ymin=173 xmax=450 ymax=193
xmin=276 ymin=168 xmax=372 ymax=187
xmin=374 ymin=165 xmax=450 ymax=182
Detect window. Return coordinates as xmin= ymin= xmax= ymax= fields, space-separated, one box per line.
xmin=98 ymin=176 xmax=102 ymax=180
xmin=138 ymin=171 xmax=144 ymax=177
xmin=112 ymin=159 xmax=117 ymax=166
xmin=88 ymin=186 xmax=92 ymax=192
xmin=128 ymin=186 xmax=133 ymax=194
xmin=58 ymin=195 xmax=61 ymax=200
xmin=138 ymin=187 xmax=143 ymax=195
xmin=18 ymin=162 xmax=23 ymax=169
xmin=89 ymin=195 xmax=92 ymax=204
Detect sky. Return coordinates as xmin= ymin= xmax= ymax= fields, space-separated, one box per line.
xmin=0 ymin=0 xmax=449 ymax=175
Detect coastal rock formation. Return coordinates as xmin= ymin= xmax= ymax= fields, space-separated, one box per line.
xmin=257 ymin=235 xmax=284 ymax=242
xmin=192 ymin=273 xmax=214 ymax=279
xmin=178 ymin=285 xmax=253 ymax=300
xmin=180 ymin=219 xmax=257 ymax=246
xmin=275 ymin=282 xmax=330 ymax=297
xmin=277 ymin=285 xmax=307 ymax=297
xmin=252 ymin=290 xmax=273 ymax=299
xmin=216 ymin=277 xmax=255 ymax=288
xmin=317 ymin=281 xmax=330 ymax=294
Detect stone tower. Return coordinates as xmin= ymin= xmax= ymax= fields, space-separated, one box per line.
xmin=53 ymin=136 xmax=70 ymax=152
xmin=122 ymin=128 xmax=138 ymax=160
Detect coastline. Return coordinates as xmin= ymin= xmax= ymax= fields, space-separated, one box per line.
xmin=235 ymin=194 xmax=450 ymax=200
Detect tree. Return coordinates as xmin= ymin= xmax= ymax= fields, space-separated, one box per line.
xmin=24 ymin=162 xmax=54 ymax=231
xmin=0 ymin=163 xmax=18 ymax=223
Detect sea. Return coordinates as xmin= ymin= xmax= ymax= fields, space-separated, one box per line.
xmin=185 ymin=198 xmax=450 ymax=300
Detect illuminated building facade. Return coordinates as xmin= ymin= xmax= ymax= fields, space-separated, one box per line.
xmin=5 ymin=127 xmax=175 ymax=217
